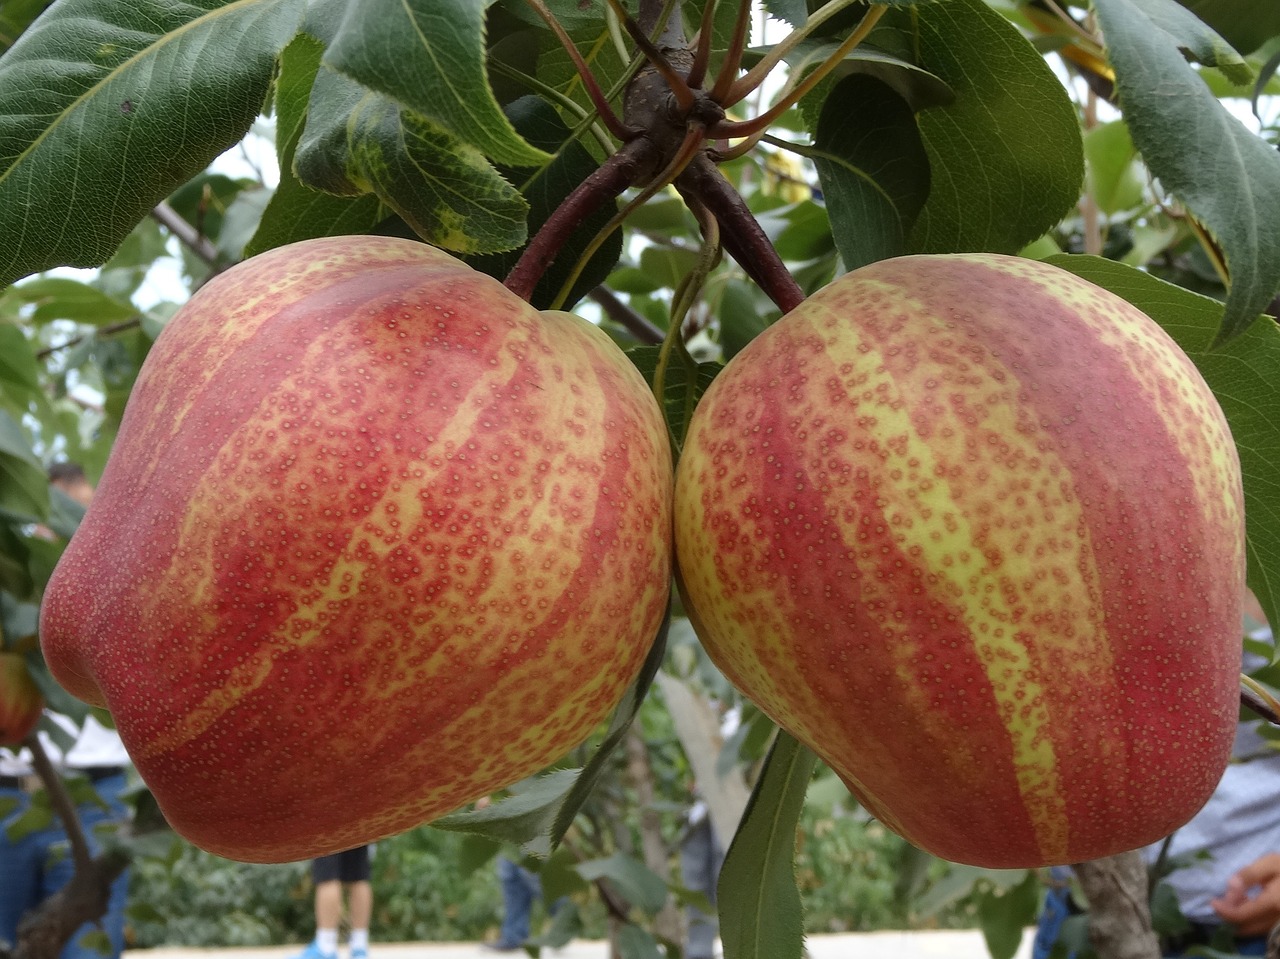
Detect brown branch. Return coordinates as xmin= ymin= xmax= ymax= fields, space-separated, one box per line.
xmin=8 ymin=737 xmax=131 ymax=959
xmin=676 ymin=153 xmax=805 ymax=313
xmin=35 ymin=317 xmax=142 ymax=362
xmin=1073 ymin=853 xmax=1162 ymax=959
xmin=11 ymin=849 xmax=129 ymax=959
xmin=24 ymin=734 xmax=92 ymax=870
xmin=151 ymin=200 xmax=219 ymax=267
xmin=504 ymin=136 xmax=655 ymax=302
xmin=589 ymin=286 xmax=665 ymax=344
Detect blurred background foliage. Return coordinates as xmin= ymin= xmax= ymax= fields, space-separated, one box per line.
xmin=1 ymin=0 xmax=1279 ymax=955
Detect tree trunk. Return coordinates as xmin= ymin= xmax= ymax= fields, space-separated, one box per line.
xmin=1073 ymin=852 xmax=1161 ymax=959
xmin=625 ymin=729 xmax=683 ymax=944
xmin=655 ymin=671 xmax=751 ymax=843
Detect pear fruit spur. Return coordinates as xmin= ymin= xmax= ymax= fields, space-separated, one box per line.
xmin=675 ymin=253 xmax=1245 ymax=869
xmin=39 ymin=235 xmax=673 ymax=863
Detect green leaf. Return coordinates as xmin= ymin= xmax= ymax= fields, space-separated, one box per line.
xmin=321 ymin=0 xmax=547 ymax=169
xmin=617 ymin=924 xmax=666 ymax=959
xmin=896 ymin=0 xmax=1084 ymax=255
xmin=0 ymin=0 xmax=306 ymax=286
xmin=977 ymin=872 xmax=1040 ymax=959
xmin=430 ymin=768 xmax=580 ymax=845
xmin=778 ymin=41 xmax=955 ymax=118
xmin=576 ymin=854 xmax=670 ymax=916
xmin=0 ymin=0 xmax=48 ymax=56
xmin=1083 ymin=120 xmax=1145 ymax=215
xmin=1046 ymin=254 xmax=1280 ymax=631
xmin=1124 ymin=0 xmax=1252 ymax=82
xmin=717 ymin=278 xmax=773 ymax=360
xmin=8 ymin=277 xmax=137 ymax=327
xmin=496 ymin=0 xmax=607 ymax=32
xmin=0 ymin=524 xmax=34 ymax=600
xmin=626 ymin=345 xmax=721 ymax=456
xmin=813 ymin=73 xmax=931 ymax=271
xmin=1149 ymin=878 xmax=1193 ymax=936
xmin=1092 ymin=0 xmax=1280 ymax=343
xmin=0 ymin=323 xmax=41 ymax=399
xmin=535 ymin=19 xmax=630 ymax=134
xmin=764 ymin=0 xmax=809 ymax=25
xmin=0 ymin=410 xmax=46 ymax=520
xmin=717 ymin=729 xmax=817 ymax=959
xmin=246 ymin=33 xmax=385 ymax=257
xmin=294 ymin=66 xmax=528 ymax=255
xmin=1176 ymin=0 xmax=1280 ymax=54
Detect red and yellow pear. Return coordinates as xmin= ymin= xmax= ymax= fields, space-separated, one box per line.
xmin=40 ymin=235 xmax=673 ymax=862
xmin=675 ymin=253 xmax=1244 ymax=868
xmin=0 ymin=652 xmax=42 ymax=746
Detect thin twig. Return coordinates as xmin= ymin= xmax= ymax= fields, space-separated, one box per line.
xmin=24 ymin=734 xmax=93 ymax=871
xmin=719 ymin=0 xmax=869 ymax=107
xmin=151 ymin=201 xmax=218 ymax=267
xmin=686 ymin=0 xmax=723 ymax=89
xmin=523 ymin=0 xmax=638 ymax=139
xmin=35 ymin=317 xmax=143 ymax=361
xmin=707 ymin=0 xmax=755 ymax=102
xmin=715 ymin=4 xmax=888 ymax=138
xmin=590 ymin=286 xmax=666 ymax=344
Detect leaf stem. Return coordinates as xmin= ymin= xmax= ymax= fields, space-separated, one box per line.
xmin=654 ymin=198 xmax=721 ymax=453
xmin=487 ymin=58 xmax=617 ymax=156
xmin=548 ymin=126 xmax=709 ymax=310
xmin=718 ymin=0 xmax=868 ymax=106
xmin=522 ymin=0 xmax=638 ymax=140
xmin=715 ymin=4 xmax=888 ymax=138
xmin=1242 ymin=674 xmax=1280 ymax=725
xmin=705 ymin=0 xmax=754 ymax=101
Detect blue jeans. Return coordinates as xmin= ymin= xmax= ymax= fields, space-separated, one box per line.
xmin=0 ymin=773 xmax=130 ymax=959
xmin=496 ymin=856 xmax=542 ymax=946
xmin=680 ymin=817 xmax=724 ymax=959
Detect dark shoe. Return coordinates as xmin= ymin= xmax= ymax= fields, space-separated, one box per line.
xmin=481 ymin=943 xmax=522 ymax=953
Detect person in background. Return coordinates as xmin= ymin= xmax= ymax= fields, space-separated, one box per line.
xmin=291 ymin=846 xmax=373 ymax=959
xmin=1034 ymin=592 xmax=1280 ymax=958
xmin=679 ymin=790 xmax=725 ymax=959
xmin=482 ymin=856 xmax=547 ymax=953
xmin=0 ymin=463 xmax=134 ymax=959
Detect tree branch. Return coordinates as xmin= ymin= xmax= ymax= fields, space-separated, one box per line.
xmin=151 ymin=201 xmax=219 ymax=267
xmin=24 ymin=734 xmax=92 ymax=871
xmin=504 ymin=137 xmax=655 ymax=303
xmin=5 ymin=737 xmax=131 ymax=959
xmin=1073 ymin=852 xmax=1162 ymax=959
xmin=589 ymin=286 xmax=665 ymax=344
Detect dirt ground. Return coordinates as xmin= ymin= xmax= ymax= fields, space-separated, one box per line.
xmin=126 ymin=928 xmax=1035 ymax=959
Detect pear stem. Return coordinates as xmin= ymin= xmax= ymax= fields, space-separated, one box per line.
xmin=503 ymin=137 xmax=655 ymax=303
xmin=677 ymin=154 xmax=805 ymax=313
